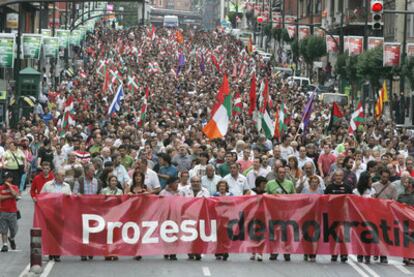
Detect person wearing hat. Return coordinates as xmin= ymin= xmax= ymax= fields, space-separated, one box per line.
xmin=0 ymin=171 xmax=20 ymax=252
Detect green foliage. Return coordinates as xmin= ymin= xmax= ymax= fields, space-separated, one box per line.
xmin=403 ymin=57 xmax=414 ymax=89
xmin=227 ymin=12 xmax=243 ymax=28
xmin=263 ymin=23 xmax=272 ymax=37
xmin=356 ymin=47 xmax=392 ymax=89
xmin=272 ymin=28 xmax=293 ymax=43
xmin=299 ymin=35 xmax=326 ymax=65
xmin=291 ymin=40 xmax=299 ymax=61
xmin=282 ymin=28 xmax=293 ymax=43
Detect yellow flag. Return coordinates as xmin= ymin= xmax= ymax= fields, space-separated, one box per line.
xmin=382 ymin=80 xmax=388 ymax=102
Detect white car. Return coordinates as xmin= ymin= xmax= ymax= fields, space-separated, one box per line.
xmin=287 ymin=76 xmax=311 ymax=87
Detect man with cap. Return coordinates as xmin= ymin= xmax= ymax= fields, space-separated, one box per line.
xmin=0 ymin=172 xmax=20 ymax=252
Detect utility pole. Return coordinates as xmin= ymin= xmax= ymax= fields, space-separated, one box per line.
xmin=339 ymin=1 xmax=344 ymax=54
xmin=295 ymin=0 xmax=299 ymax=73
xmin=363 ymin=0 xmax=368 ymax=50
xmin=402 ymin=0 xmax=410 ymax=125
xmin=310 ymin=0 xmax=313 ymax=34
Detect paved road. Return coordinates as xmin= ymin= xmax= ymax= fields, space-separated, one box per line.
xmin=2 ymin=192 xmax=414 ymax=277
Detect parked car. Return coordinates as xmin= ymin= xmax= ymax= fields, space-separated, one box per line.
xmin=320 ymin=93 xmax=349 ymax=106
xmin=255 ymin=50 xmax=272 ymax=62
xmin=287 ymin=76 xmax=311 ymax=87
xmin=272 ymin=67 xmax=293 ymax=79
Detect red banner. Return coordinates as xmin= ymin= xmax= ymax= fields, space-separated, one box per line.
xmin=368 ymin=37 xmax=384 ymax=50
xmin=298 ymin=26 xmax=310 ymax=40
xmin=383 ymin=42 xmax=401 ymax=67
xmin=326 ymin=35 xmax=339 ymax=53
xmin=407 ymin=43 xmax=414 ymax=58
xmin=34 ymin=194 xmax=414 ymax=257
xmin=346 ymin=36 xmax=363 ymax=56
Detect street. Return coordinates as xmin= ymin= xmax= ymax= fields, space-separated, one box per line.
xmin=1 ymin=192 xmax=412 ymax=277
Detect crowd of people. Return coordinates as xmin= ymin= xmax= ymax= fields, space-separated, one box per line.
xmin=0 ymin=22 xmax=414 ymax=266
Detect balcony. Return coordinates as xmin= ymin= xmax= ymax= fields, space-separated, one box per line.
xmin=344 ymin=8 xmax=369 ymax=26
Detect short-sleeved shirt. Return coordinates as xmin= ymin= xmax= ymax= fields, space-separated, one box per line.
xmin=266 ymin=179 xmax=295 ymax=194
xmin=101 ymin=187 xmax=123 ymax=195
xmin=158 ymin=165 xmax=178 ymax=189
xmin=121 ymin=155 xmax=134 ymax=170
xmin=223 ymin=174 xmax=249 ymax=196
xmin=0 ymin=184 xmax=19 ymax=212
xmin=318 ymin=153 xmax=336 ymax=176
xmin=144 ymin=168 xmax=161 ymax=190
xmin=373 ymin=181 xmax=398 ymax=200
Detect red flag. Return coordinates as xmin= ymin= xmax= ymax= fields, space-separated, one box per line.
xmin=210 ymin=75 xmax=230 ymax=116
xmin=211 ymin=54 xmax=220 ymax=72
xmin=248 ymin=74 xmax=256 ymax=116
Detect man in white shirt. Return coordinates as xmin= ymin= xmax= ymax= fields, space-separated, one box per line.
xmin=181 ymin=176 xmax=210 ymax=198
xmin=112 ymin=153 xmax=131 ymax=190
xmin=297 ymin=146 xmax=315 ymax=170
xmin=296 ymin=161 xmax=325 ymax=192
xmin=201 ymin=165 xmax=221 ymax=195
xmin=135 ymin=158 xmax=161 ymax=194
xmin=246 ymin=158 xmax=267 ymax=189
xmin=223 ymin=163 xmax=249 ymax=196
xmin=279 ymin=137 xmax=294 ymax=161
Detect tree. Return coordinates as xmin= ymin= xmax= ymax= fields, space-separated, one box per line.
xmin=403 ymin=57 xmax=414 ymax=92
xmin=356 ymin=47 xmax=392 ymax=94
xmin=336 ymin=54 xmax=360 ymax=100
xmin=263 ymin=23 xmax=272 ymax=51
xmin=299 ymin=35 xmax=326 ymax=79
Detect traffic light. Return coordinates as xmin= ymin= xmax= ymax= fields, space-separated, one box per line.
xmin=371 ymin=0 xmax=383 ymax=30
xmin=257 ymin=16 xmax=263 ymax=31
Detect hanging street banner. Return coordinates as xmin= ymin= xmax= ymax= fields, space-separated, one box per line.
xmin=368 ymin=37 xmax=384 ymax=50
xmin=407 ymin=43 xmax=414 ymax=58
xmin=346 ymin=36 xmax=363 ymax=56
xmin=6 ymin=13 xmax=18 ymax=29
xmin=34 ymin=194 xmax=414 ymax=258
xmin=43 ymin=36 xmax=59 ymax=58
xmin=70 ymin=30 xmax=82 ymax=46
xmin=314 ymin=28 xmax=325 ymax=38
xmin=0 ymin=33 xmax=16 ymax=68
xmin=272 ymin=13 xmax=282 ymax=29
xmin=21 ymin=34 xmax=42 ymax=59
xmin=383 ymin=42 xmax=401 ymax=67
xmin=79 ymin=26 xmax=87 ymax=41
xmin=298 ymin=26 xmax=310 ymax=40
xmin=326 ymin=35 xmax=339 ymax=53
xmin=41 ymin=29 xmax=52 ymax=37
xmin=56 ymin=29 xmax=70 ymax=49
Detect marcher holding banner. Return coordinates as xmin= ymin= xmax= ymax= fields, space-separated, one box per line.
xmin=324 ymin=170 xmax=353 ymax=262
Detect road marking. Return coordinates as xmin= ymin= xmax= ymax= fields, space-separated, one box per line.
xmin=40 ymin=260 xmax=55 ymax=277
xmin=389 ymin=260 xmax=413 ymax=275
xmin=350 ymin=256 xmax=380 ymax=277
xmin=9 ymin=249 xmax=23 ymax=252
xmin=347 ymin=259 xmax=370 ymax=277
xmin=202 ymin=266 xmax=211 ymax=276
xmin=17 ymin=263 xmax=30 ymax=277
